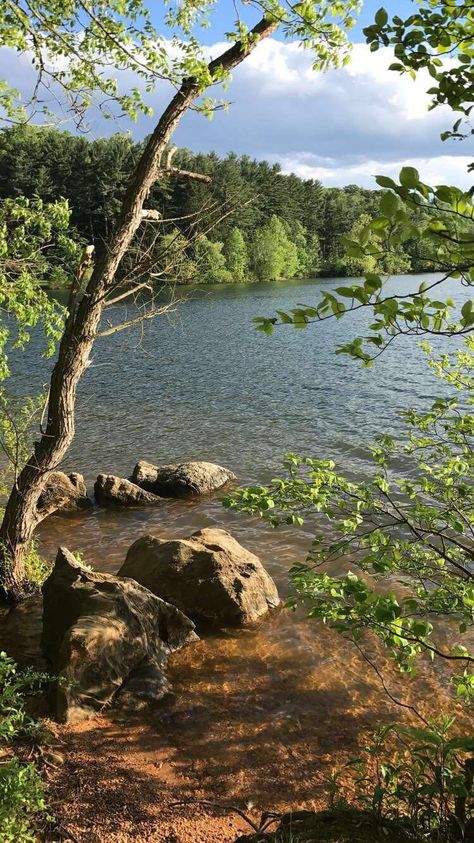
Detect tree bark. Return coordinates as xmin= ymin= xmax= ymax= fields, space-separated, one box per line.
xmin=0 ymin=16 xmax=277 ymax=601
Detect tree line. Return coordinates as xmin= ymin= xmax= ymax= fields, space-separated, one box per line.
xmin=0 ymin=126 xmax=429 ymax=284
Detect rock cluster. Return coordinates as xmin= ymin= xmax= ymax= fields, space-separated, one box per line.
xmin=38 ymin=460 xmax=279 ymax=724
xmin=38 ymin=460 xmax=236 ymax=511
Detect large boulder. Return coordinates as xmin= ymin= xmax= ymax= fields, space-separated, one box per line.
xmin=94 ymin=474 xmax=162 ymax=507
xmin=131 ymin=460 xmax=236 ymax=498
xmin=41 ymin=547 xmax=197 ymax=722
xmin=37 ymin=471 xmax=91 ymax=517
xmin=118 ymin=527 xmax=280 ymax=627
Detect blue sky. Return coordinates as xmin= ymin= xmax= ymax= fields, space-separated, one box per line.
xmin=192 ymin=0 xmax=417 ymax=43
xmin=4 ymin=1 xmax=472 ymax=188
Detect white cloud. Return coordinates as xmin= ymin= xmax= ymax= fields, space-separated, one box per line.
xmin=1 ymin=38 xmax=471 ymax=190
xmin=167 ymin=39 xmax=471 ymax=188
xmin=271 ymin=152 xmax=473 ymax=189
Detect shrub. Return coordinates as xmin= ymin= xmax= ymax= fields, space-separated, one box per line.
xmin=329 ymin=717 xmax=474 ymax=841
xmin=0 ymin=652 xmax=49 ymax=841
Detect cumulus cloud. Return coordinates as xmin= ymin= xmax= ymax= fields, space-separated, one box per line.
xmin=164 ymin=39 xmax=471 ymax=188
xmin=272 ymin=152 xmax=473 ymax=189
xmin=1 ymin=38 xmax=471 ymax=189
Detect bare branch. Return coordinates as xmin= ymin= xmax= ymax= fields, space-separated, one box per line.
xmin=96 ymin=299 xmax=181 ymax=337
xmin=164 ymin=167 xmax=212 ymax=183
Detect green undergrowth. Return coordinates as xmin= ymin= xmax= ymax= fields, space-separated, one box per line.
xmin=0 ymin=652 xmax=50 ymax=842
xmin=237 ymin=717 xmax=474 ymax=843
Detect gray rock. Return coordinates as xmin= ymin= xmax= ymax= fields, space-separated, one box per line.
xmin=37 ymin=471 xmax=91 ymax=517
xmin=41 ymin=547 xmax=197 ymax=722
xmin=118 ymin=527 xmax=280 ymax=627
xmin=131 ymin=460 xmax=236 ymax=498
xmin=94 ymin=474 xmax=162 ymax=507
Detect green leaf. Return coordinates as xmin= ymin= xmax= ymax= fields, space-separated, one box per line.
xmin=379 ymin=192 xmax=398 ymax=217
xmin=399 ymin=166 xmax=420 ymax=188
xmin=375 ymin=7 xmax=389 ymax=27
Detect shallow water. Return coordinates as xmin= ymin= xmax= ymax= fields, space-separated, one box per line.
xmin=4 ymin=274 xmax=467 ymax=736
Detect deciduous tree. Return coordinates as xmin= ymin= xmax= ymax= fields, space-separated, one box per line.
xmin=0 ymin=0 xmax=360 ymax=599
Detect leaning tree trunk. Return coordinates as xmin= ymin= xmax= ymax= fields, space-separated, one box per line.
xmin=0 ymin=18 xmax=277 ymax=601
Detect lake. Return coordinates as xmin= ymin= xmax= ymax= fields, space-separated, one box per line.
xmin=10 ymin=272 xmax=461 ymax=572
xmin=5 ymin=274 xmax=465 ymax=802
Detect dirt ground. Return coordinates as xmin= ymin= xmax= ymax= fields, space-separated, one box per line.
xmin=44 ymin=626 xmax=458 ymax=843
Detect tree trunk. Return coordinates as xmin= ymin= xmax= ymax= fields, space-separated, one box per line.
xmin=0 ymin=17 xmax=277 ymax=602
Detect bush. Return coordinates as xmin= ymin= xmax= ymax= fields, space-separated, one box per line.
xmin=0 ymin=652 xmax=49 ymax=842
xmin=0 ymin=759 xmax=46 ymax=843
xmin=328 ymin=717 xmax=474 ymax=841
xmin=23 ymin=541 xmax=51 ymax=590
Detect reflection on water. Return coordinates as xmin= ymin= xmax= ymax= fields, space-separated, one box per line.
xmin=3 ymin=275 xmax=466 ymax=762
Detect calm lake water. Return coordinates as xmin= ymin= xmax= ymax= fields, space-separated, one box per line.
xmin=5 ymin=274 xmax=466 ymax=773
xmin=10 ymin=272 xmax=461 ymax=573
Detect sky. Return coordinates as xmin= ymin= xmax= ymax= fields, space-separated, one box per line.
xmin=3 ymin=0 xmax=473 ymax=189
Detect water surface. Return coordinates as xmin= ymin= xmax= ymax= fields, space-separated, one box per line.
xmin=6 ymin=275 xmax=465 ymax=754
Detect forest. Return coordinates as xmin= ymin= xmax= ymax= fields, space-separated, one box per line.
xmin=0 ymin=126 xmax=423 ymax=284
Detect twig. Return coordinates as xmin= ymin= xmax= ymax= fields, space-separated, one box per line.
xmin=169 ymin=797 xmax=280 ymax=834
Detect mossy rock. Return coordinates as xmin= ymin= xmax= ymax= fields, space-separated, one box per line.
xmin=235 ymin=809 xmax=414 ymax=843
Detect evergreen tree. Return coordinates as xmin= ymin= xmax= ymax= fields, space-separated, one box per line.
xmin=0 ymin=126 xmax=415 ymax=283
xmin=306 ymin=232 xmax=322 ymax=276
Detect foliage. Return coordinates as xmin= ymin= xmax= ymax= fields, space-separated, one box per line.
xmin=0 ymin=0 xmax=360 ymax=125
xmin=251 ymin=214 xmax=300 ymax=280
xmin=330 ymin=716 xmax=474 ymax=841
xmin=154 ymin=229 xmax=197 ymax=283
xmin=223 ymin=227 xmax=249 ymax=282
xmin=224 ymin=339 xmax=474 ymax=700
xmin=303 ymin=231 xmax=322 ymax=277
xmin=0 ymin=392 xmax=52 ymax=588
xmin=0 ymin=127 xmax=420 ymax=282
xmin=255 ymin=172 xmax=474 ymax=361
xmin=340 ymin=213 xmax=378 ymax=276
xmin=0 ymin=652 xmax=48 ymax=842
xmin=23 ymin=540 xmax=51 ymax=589
xmin=0 ymin=393 xmax=43 ymax=494
xmin=0 ymin=196 xmax=75 ymax=377
xmin=194 ymin=235 xmax=232 ymax=284
xmin=364 ymin=2 xmax=474 ymax=140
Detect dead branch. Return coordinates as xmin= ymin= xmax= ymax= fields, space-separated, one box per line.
xmin=166 ymin=144 xmax=178 ymax=169
xmin=104 ymin=281 xmax=154 ymax=307
xmin=169 ymin=798 xmax=267 ymax=834
xmin=141 ymin=209 xmax=162 ymax=221
xmin=96 ymin=299 xmax=181 ymax=337
xmin=165 ymin=167 xmax=212 ymax=183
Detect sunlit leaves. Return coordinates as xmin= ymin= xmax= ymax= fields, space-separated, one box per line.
xmin=0 ymin=197 xmax=74 ymax=378
xmin=0 ymin=0 xmax=361 ymax=124
xmin=224 ymin=340 xmax=474 ymax=698
xmin=364 ymin=1 xmax=474 ymax=137
xmin=257 ymin=169 xmax=474 ymax=362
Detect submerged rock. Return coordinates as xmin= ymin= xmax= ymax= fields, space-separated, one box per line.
xmin=94 ymin=474 xmax=163 ymax=507
xmin=41 ymin=547 xmax=197 ymax=722
xmin=131 ymin=460 xmax=236 ymax=498
xmin=37 ymin=471 xmax=91 ymax=517
xmin=118 ymin=527 xmax=280 ymax=627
